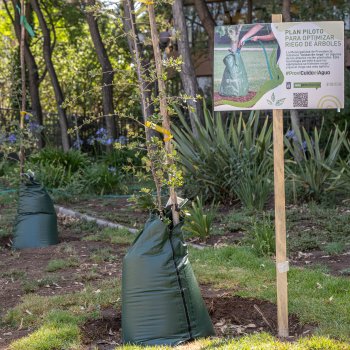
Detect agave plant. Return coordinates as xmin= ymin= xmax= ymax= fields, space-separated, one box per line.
xmin=284 ymin=123 xmax=346 ymax=201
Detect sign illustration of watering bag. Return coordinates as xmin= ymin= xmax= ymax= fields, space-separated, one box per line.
xmin=213 ymin=22 xmax=344 ymax=111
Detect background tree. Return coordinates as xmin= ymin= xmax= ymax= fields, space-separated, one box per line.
xmin=122 ymin=0 xmax=154 ymax=124
xmin=30 ymin=0 xmax=71 ymax=151
xmin=84 ymin=0 xmax=117 ymax=142
xmin=172 ymin=0 xmax=203 ymax=134
xmin=193 ymin=0 xmax=215 ymax=66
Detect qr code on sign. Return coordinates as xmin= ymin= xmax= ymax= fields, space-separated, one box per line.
xmin=293 ymin=93 xmax=308 ymax=107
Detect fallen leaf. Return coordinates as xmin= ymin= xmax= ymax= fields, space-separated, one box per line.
xmin=246 ymin=323 xmax=256 ymax=328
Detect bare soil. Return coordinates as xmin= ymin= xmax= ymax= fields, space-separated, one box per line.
xmin=55 ymin=198 xmax=350 ymax=277
xmin=80 ymin=292 xmax=314 ymax=349
xmin=291 ymin=250 xmax=350 ymax=276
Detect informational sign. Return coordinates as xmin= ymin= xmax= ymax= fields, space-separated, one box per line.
xmin=213 ymin=21 xmax=344 ymax=111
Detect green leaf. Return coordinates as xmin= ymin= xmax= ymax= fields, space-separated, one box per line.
xmin=275 ymin=98 xmax=286 ymax=106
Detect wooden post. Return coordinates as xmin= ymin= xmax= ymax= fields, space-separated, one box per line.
xmin=272 ymin=13 xmax=289 ymax=338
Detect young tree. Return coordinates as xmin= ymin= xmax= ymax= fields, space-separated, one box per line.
xmin=148 ymin=1 xmax=179 ymax=224
xmin=84 ymin=0 xmax=117 ymax=142
xmin=30 ymin=0 xmax=71 ymax=152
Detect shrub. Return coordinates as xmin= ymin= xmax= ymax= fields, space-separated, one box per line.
xmin=182 ymin=197 xmax=216 ymax=239
xmin=100 ymin=148 xmax=143 ymax=170
xmin=26 ymin=162 xmax=75 ymax=189
xmin=173 ymin=107 xmax=273 ymax=208
xmin=28 ymin=148 xmax=89 ymax=189
xmin=81 ymin=163 xmax=128 ymax=195
xmin=30 ymin=147 xmax=89 ymax=173
xmin=284 ymin=124 xmax=346 ymax=201
xmin=225 ymin=149 xmax=272 ymax=210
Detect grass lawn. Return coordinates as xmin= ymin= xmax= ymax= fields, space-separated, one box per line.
xmin=5 ymin=244 xmax=350 ymax=349
xmin=190 ymin=246 xmax=350 ymax=340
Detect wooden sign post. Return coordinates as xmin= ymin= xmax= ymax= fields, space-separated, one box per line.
xmin=272 ymin=13 xmax=289 ymax=338
xmin=213 ymin=13 xmax=344 ymax=340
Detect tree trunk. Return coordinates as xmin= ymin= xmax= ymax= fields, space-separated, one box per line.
xmin=282 ymin=0 xmax=291 ymax=22
xmin=247 ymin=0 xmax=253 ymax=23
xmin=172 ymin=0 xmax=203 ymax=135
xmin=282 ymin=0 xmax=301 ymax=137
xmin=193 ymin=0 xmax=215 ymax=66
xmin=7 ymin=0 xmax=44 ymax=148
xmin=85 ymin=0 xmax=117 ymax=142
xmin=19 ymin=0 xmax=25 ymax=176
xmin=122 ymin=0 xmax=162 ymax=211
xmin=122 ymin=0 xmax=154 ymax=124
xmin=148 ymin=3 xmax=179 ymax=225
xmin=30 ymin=0 xmax=71 ymax=152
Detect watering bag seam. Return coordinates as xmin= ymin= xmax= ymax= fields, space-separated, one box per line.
xmin=169 ymin=227 xmax=193 ymax=340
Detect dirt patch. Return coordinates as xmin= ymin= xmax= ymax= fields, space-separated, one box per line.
xmin=81 ymin=308 xmax=122 ymax=349
xmin=214 ymin=91 xmax=257 ymax=104
xmin=0 ymin=240 xmax=126 ymax=313
xmin=0 ymin=327 xmax=33 ymax=349
xmin=204 ymin=294 xmax=313 ymax=338
xmin=291 ymin=250 xmax=350 ymax=276
xmin=0 ymin=235 xmax=12 ymax=249
xmin=63 ymin=197 xmax=148 ymax=229
xmin=80 ymin=288 xmax=314 ymax=349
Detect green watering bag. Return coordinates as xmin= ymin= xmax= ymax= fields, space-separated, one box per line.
xmin=13 ymin=180 xmax=58 ymax=249
xmin=122 ymin=214 xmax=215 ymax=345
xmin=219 ymin=52 xmax=249 ymax=97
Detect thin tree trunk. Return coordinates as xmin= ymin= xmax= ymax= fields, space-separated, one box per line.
xmin=7 ymin=0 xmax=45 ymax=148
xmin=172 ymin=0 xmax=203 ymax=135
xmin=85 ymin=0 xmax=117 ymax=141
xmin=193 ymin=0 xmax=215 ymax=64
xmin=30 ymin=0 xmax=71 ymax=152
xmin=282 ymin=0 xmax=291 ymax=22
xmin=123 ymin=0 xmax=162 ymax=212
xmin=122 ymin=0 xmax=154 ymax=124
xmin=148 ymin=4 xmax=179 ymax=225
xmin=282 ymin=0 xmax=301 ymax=139
xmin=19 ymin=0 xmax=25 ymax=176
xmin=247 ymin=0 xmax=253 ymax=23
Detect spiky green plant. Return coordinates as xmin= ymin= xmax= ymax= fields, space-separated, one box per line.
xmin=182 ymin=197 xmax=216 ymax=239
xmin=172 ymin=106 xmax=273 ymax=208
xmin=284 ymin=123 xmax=346 ymax=201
